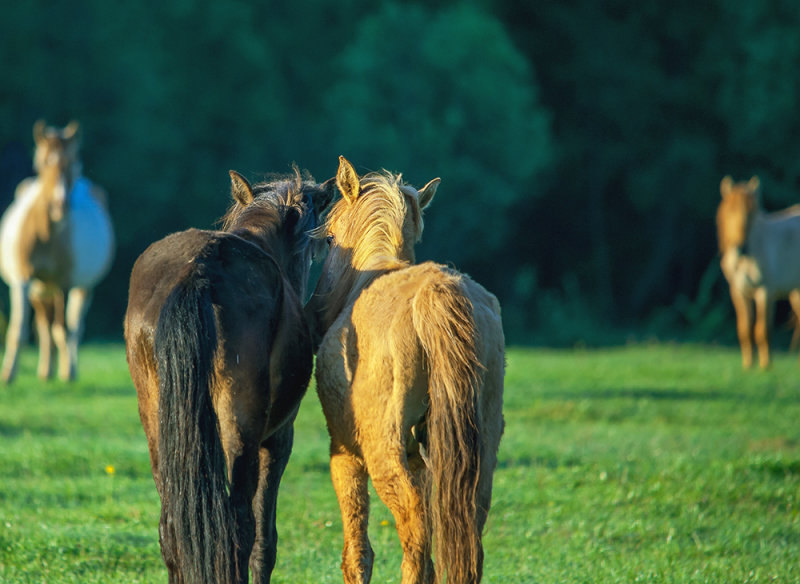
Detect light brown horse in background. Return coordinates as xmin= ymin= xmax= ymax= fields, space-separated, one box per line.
xmin=717 ymin=175 xmax=800 ymax=368
xmin=0 ymin=120 xmax=114 ymax=383
xmin=125 ymin=169 xmax=334 ymax=584
xmin=306 ymin=157 xmax=505 ymax=584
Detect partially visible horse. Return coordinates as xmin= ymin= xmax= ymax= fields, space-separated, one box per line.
xmin=0 ymin=120 xmax=114 ymax=383
xmin=306 ymin=156 xmax=505 ymax=583
xmin=717 ymin=175 xmax=800 ymax=368
xmin=124 ymin=168 xmax=334 ymax=584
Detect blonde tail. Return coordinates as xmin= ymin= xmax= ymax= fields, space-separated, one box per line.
xmin=412 ymin=272 xmax=483 ymax=583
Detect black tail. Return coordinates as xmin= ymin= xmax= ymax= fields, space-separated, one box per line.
xmin=154 ymin=264 xmax=240 ymax=584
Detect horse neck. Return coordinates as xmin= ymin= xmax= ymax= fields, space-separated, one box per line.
xmin=317 ymin=254 xmax=406 ymax=335
xmin=26 ymin=166 xmax=67 ymax=241
xmin=231 ymin=222 xmax=307 ymax=295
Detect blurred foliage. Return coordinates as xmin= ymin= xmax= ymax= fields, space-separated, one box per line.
xmin=1 ymin=0 xmax=799 ymax=344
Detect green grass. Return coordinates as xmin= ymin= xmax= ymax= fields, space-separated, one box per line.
xmin=0 ymin=343 xmax=798 ymax=582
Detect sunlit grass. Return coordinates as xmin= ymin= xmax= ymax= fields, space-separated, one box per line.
xmin=0 ymin=343 xmax=798 ymax=582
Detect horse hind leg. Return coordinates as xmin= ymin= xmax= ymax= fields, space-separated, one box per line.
xmin=366 ymin=445 xmax=433 ymax=584
xmin=2 ymin=281 xmax=32 ymax=383
xmin=250 ymin=424 xmax=294 ymax=584
xmin=330 ymin=447 xmax=374 ymax=584
xmin=215 ymin=389 xmax=263 ymax=583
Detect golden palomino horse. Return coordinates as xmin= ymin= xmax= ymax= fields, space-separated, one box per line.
xmin=125 ymin=169 xmax=334 ymax=583
xmin=717 ymin=175 xmax=800 ymax=368
xmin=306 ymin=156 xmax=505 ymax=584
xmin=0 ymin=120 xmax=114 ymax=382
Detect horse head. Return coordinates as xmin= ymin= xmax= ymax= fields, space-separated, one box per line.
xmin=222 ymin=168 xmax=335 ymax=300
xmin=323 ymin=156 xmax=439 ymax=271
xmin=307 ymin=156 xmax=439 ymax=340
xmin=32 ymin=120 xmax=82 ymax=222
xmin=717 ymin=175 xmax=760 ymax=255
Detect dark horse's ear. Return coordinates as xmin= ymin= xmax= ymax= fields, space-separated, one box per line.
xmin=418 ymin=178 xmax=440 ymax=210
xmin=336 ymin=156 xmax=360 ymax=204
xmin=229 ymin=170 xmax=254 ymax=206
xmin=316 ymin=177 xmax=337 ymax=212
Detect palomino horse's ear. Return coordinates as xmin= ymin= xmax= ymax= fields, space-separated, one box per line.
xmin=418 ymin=178 xmax=440 ymax=210
xmin=229 ymin=170 xmax=254 ymax=205
xmin=336 ymin=156 xmax=360 ymax=204
xmin=749 ymin=176 xmax=760 ymax=193
xmin=63 ymin=121 xmax=80 ymax=141
xmin=33 ymin=120 xmax=46 ymax=144
xmin=720 ymin=176 xmax=733 ymax=198
xmin=317 ymin=176 xmax=337 ymax=211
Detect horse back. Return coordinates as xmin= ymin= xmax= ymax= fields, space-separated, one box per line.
xmin=751 ymin=212 xmax=800 ymax=293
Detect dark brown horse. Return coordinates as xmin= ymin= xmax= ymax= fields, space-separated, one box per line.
xmin=124 ymin=169 xmax=333 ymax=584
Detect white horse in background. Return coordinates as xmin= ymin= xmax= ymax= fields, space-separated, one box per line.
xmin=716 ymin=175 xmax=800 ymax=369
xmin=0 ymin=121 xmax=114 ymax=383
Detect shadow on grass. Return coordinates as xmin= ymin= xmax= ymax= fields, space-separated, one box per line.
xmin=0 ymin=421 xmax=59 ymax=438
xmin=535 ymin=386 xmax=800 ymax=404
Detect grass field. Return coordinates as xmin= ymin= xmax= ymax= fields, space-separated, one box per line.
xmin=0 ymin=343 xmax=798 ymax=583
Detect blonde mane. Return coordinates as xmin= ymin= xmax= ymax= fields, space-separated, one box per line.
xmin=324 ymin=170 xmax=422 ymax=271
xmin=314 ymin=171 xmax=424 ymax=329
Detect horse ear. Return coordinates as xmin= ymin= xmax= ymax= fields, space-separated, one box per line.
xmin=316 ymin=176 xmax=337 ymax=211
xmin=336 ymin=156 xmax=360 ymax=204
xmin=229 ymin=170 xmax=254 ymax=205
xmin=749 ymin=175 xmax=760 ymax=193
xmin=33 ymin=120 xmax=46 ymax=144
xmin=63 ymin=121 xmax=80 ymax=141
xmin=418 ymin=178 xmax=440 ymax=210
xmin=720 ymin=176 xmax=733 ymax=198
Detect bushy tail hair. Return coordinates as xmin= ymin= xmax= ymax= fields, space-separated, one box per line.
xmin=412 ymin=273 xmax=483 ymax=584
xmin=154 ymin=264 xmax=241 ymax=584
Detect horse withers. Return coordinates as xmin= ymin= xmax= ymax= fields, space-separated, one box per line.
xmin=0 ymin=120 xmax=114 ymax=383
xmin=306 ymin=157 xmax=505 ymax=584
xmin=717 ymin=175 xmax=800 ymax=368
xmin=124 ymin=168 xmax=333 ymax=584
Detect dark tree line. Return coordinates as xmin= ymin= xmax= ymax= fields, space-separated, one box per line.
xmin=1 ymin=0 xmax=798 ymax=344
